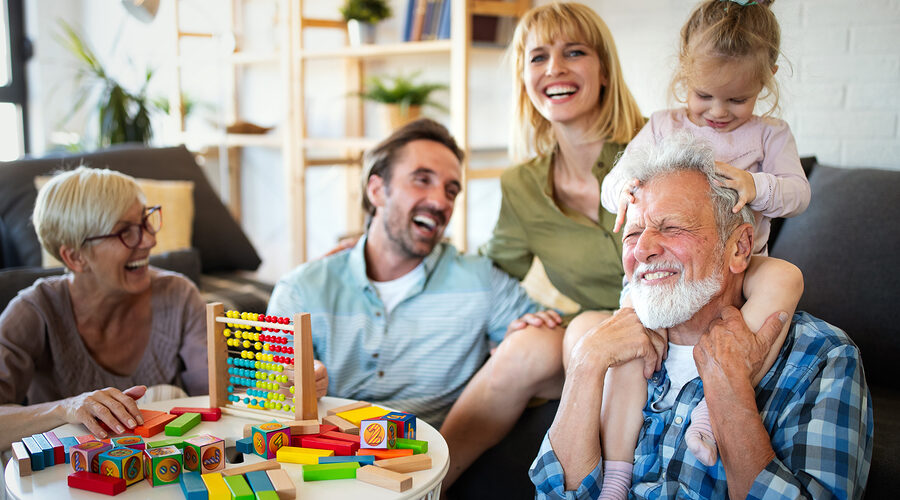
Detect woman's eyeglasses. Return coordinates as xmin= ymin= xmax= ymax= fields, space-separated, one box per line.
xmin=83 ymin=206 xmax=163 ymax=249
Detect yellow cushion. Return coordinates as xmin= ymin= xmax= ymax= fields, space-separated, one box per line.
xmin=35 ymin=176 xmax=195 ymax=267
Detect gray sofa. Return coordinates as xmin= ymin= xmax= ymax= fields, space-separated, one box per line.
xmin=448 ymin=158 xmax=900 ymax=499
xmin=0 ymin=144 xmax=273 ymax=313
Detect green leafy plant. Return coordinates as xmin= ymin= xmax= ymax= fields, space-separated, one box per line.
xmin=56 ymin=21 xmax=156 ymax=148
xmin=358 ymin=73 xmax=448 ymax=114
xmin=339 ymin=0 xmax=392 ymax=24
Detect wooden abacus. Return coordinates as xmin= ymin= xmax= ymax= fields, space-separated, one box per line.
xmin=206 ymin=303 xmax=317 ymax=421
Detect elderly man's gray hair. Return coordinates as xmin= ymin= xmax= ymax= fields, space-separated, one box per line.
xmin=617 ymin=131 xmax=755 ymax=243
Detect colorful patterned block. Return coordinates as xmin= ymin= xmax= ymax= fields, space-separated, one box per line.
xmin=97 ymin=447 xmax=144 ymax=486
xmin=111 ymin=435 xmax=146 ymax=451
xmin=182 ymin=434 xmax=225 ymax=473
xmin=359 ymin=418 xmax=397 ymax=450
xmin=70 ymin=440 xmax=112 ymax=474
xmin=251 ymin=422 xmax=291 ymax=459
xmin=381 ymin=412 xmax=417 ymax=439
xmin=143 ymin=445 xmax=183 ymax=486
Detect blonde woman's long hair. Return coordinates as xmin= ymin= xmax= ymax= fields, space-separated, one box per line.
xmin=508 ymin=2 xmax=643 ymax=162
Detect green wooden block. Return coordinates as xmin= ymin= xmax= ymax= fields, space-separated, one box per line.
xmin=396 ymin=437 xmax=428 ymax=454
xmin=302 ymin=461 xmax=359 ymax=481
xmin=255 ymin=491 xmax=280 ymax=500
xmin=164 ymin=412 xmax=201 ymax=436
xmin=147 ymin=436 xmax=184 ymax=449
xmin=223 ymin=474 xmax=255 ymax=500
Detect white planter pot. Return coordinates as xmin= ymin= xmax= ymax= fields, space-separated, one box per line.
xmin=347 ymin=20 xmax=376 ymax=46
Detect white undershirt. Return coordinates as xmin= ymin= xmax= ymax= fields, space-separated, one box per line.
xmin=370 ymin=263 xmax=425 ymax=315
xmin=661 ymin=343 xmax=700 ymax=408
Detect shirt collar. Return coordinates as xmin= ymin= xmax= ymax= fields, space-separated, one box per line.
xmin=348 ymin=232 xmax=446 ymax=290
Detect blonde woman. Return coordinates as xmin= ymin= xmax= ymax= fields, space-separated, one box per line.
xmin=0 ymin=167 xmax=207 ymax=449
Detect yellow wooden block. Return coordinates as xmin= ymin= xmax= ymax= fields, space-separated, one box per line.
xmin=336 ymin=406 xmax=390 ymax=426
xmin=200 ymin=472 xmax=232 ymax=500
xmin=275 ymin=446 xmax=334 ymax=464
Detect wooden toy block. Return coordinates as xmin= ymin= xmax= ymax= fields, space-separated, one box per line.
xmin=67 ymin=470 xmax=126 ymax=496
xmin=265 ymin=468 xmax=296 ymax=500
xmin=243 ymin=420 xmax=279 ymax=438
xmin=382 ymin=411 xmax=417 ymax=439
xmin=147 ymin=436 xmax=186 ymax=449
xmin=179 ymin=470 xmax=208 ymax=500
xmin=70 ymin=440 xmax=111 ymax=473
xmin=143 ymin=445 xmax=183 ymax=486
xmin=110 ymin=435 xmax=146 ymax=451
xmin=319 ymin=454 xmax=376 ymax=466
xmin=318 ymin=423 xmax=338 ymax=434
xmin=98 ymin=447 xmax=144 ymax=486
xmin=165 ymin=412 xmax=201 ymax=436
xmin=251 ymin=422 xmax=291 ymax=459
xmin=200 ymin=472 xmax=232 ymax=500
xmin=275 ymin=445 xmax=333 ymax=464
xmin=31 ymin=433 xmax=55 ymax=466
xmin=255 ymin=491 xmax=280 ymax=500
xmin=170 ymin=406 xmax=222 ymax=421
xmin=327 ymin=400 xmax=371 ymax=415
xmin=42 ymin=430 xmax=66 ymax=464
xmin=75 ymin=434 xmax=95 ymax=443
xmin=244 ymin=469 xmax=274 ymax=492
xmin=321 ymin=430 xmax=363 ymax=444
xmin=285 ymin=419 xmax=319 ymax=435
xmin=140 ymin=408 xmax=166 ymax=421
xmin=223 ymin=474 xmax=255 ymax=500
xmin=183 ymin=434 xmax=226 ymax=473
xmin=322 ymin=414 xmax=360 ymax=434
xmin=336 ymin=405 xmax=389 ymax=426
xmin=235 ymin=436 xmax=253 ymax=454
xmin=59 ymin=436 xmax=80 ymax=463
xmin=302 ymin=461 xmax=359 ymax=481
xmin=300 ymin=435 xmax=358 ymax=456
xmin=294 ymin=312 xmax=319 ymax=421
xmin=356 ymin=464 xmax=412 ymax=492
xmin=134 ymin=413 xmax=178 ymax=438
xmin=219 ymin=458 xmax=280 ymax=477
xmin=21 ymin=437 xmax=45 ymax=471
xmin=11 ymin=441 xmax=31 ymax=476
xmin=396 ymin=437 xmax=428 ymax=454
xmin=360 ymin=418 xmax=397 ymax=450
xmin=374 ymin=454 xmax=432 ymax=473
xmin=357 ymin=448 xmax=415 ymax=460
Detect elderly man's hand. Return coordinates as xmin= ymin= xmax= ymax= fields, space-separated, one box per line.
xmin=569 ymin=308 xmax=667 ymax=379
xmin=314 ymin=360 xmax=329 ymax=398
xmin=694 ymin=306 xmax=787 ymax=382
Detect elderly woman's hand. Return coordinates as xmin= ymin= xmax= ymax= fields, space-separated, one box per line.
xmin=60 ymin=385 xmax=147 ymax=438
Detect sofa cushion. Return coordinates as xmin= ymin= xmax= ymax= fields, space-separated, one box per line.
xmin=0 ymin=144 xmax=260 ymax=272
xmin=770 ymin=164 xmax=900 ymax=388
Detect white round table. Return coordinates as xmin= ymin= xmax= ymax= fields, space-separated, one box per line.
xmin=5 ymin=396 xmax=448 ymax=499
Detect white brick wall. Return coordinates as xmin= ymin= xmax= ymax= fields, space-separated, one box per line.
xmin=584 ymin=0 xmax=900 ymax=170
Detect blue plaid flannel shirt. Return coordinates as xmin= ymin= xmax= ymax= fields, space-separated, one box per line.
xmin=530 ymin=312 xmax=873 ymax=499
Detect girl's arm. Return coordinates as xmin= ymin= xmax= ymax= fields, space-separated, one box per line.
xmin=750 ymin=120 xmax=811 ymax=219
xmin=742 ymin=256 xmax=804 ymax=385
xmin=600 ymin=115 xmax=657 ymax=215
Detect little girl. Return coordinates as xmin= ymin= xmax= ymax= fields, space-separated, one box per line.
xmin=595 ymin=0 xmax=810 ymax=497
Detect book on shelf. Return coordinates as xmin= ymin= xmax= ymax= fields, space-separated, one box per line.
xmin=403 ymin=0 xmax=416 ymax=41
xmin=437 ymin=0 xmax=451 ymax=40
xmin=410 ymin=0 xmax=428 ymax=41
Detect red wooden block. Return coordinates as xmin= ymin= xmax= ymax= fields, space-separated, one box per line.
xmin=140 ymin=409 xmax=165 ymax=421
xmin=42 ymin=431 xmax=65 ymax=464
xmin=357 ymin=448 xmax=414 ymax=460
xmin=299 ymin=436 xmax=358 ymax=456
xmin=317 ymin=424 xmax=338 ymax=435
xmin=67 ymin=471 xmax=126 ymax=496
xmin=169 ymin=407 xmax=221 ymax=421
xmin=320 ymin=431 xmax=362 ymax=444
xmin=76 ymin=435 xmax=95 ymax=444
xmin=133 ymin=413 xmax=178 ymax=438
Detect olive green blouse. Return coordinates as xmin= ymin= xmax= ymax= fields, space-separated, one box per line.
xmin=481 ymin=142 xmax=628 ymax=312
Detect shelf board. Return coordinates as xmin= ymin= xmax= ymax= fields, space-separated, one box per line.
xmin=301 ymin=137 xmax=379 ymax=150
xmin=180 ymin=132 xmax=284 ymax=149
xmin=230 ymin=52 xmax=283 ymax=65
xmin=298 ymin=40 xmax=452 ymax=60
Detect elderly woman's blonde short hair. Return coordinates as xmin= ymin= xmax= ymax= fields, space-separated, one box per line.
xmin=32 ymin=166 xmax=145 ymax=264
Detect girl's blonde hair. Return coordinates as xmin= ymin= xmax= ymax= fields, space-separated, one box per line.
xmin=33 ymin=166 xmax=145 ymax=265
xmin=508 ymin=2 xmax=643 ymax=161
xmin=672 ymin=0 xmax=782 ymax=115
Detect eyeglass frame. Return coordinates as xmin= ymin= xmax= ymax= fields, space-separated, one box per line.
xmin=82 ymin=205 xmax=163 ymax=249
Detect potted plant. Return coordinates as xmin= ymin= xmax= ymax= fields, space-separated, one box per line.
xmin=358 ymin=72 xmax=448 ymax=130
xmin=340 ymin=0 xmax=391 ymax=46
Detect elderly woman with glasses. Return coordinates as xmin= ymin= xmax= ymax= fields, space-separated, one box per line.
xmin=0 ymin=166 xmax=207 ymax=449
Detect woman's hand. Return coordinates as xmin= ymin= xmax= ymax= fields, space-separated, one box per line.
xmin=614 ymin=178 xmax=642 ymax=233
xmin=60 ymin=385 xmax=146 ymax=438
xmin=314 ymin=360 xmax=329 ymax=398
xmin=714 ymin=161 xmax=756 ymax=213
xmin=506 ymin=310 xmax=563 ymax=334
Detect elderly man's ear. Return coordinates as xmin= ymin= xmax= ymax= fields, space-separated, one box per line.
xmin=727 ymin=223 xmax=754 ymax=274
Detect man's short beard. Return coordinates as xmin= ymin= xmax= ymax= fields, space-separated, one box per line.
xmin=630 ymin=262 xmax=722 ymax=329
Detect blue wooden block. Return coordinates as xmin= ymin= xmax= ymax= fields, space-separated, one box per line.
xmin=235 ymin=436 xmax=253 ymax=455
xmin=21 ymin=437 xmax=44 ymax=471
xmin=244 ymin=470 xmax=274 ymax=492
xmin=60 ymin=436 xmax=79 ymax=464
xmin=31 ymin=433 xmax=54 ymax=466
xmin=179 ymin=470 xmax=208 ymax=500
xmin=318 ymin=454 xmax=375 ymax=466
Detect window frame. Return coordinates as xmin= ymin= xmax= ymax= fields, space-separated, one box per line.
xmin=0 ymin=0 xmax=29 ymax=154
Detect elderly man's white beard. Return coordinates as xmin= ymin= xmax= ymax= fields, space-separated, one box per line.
xmin=630 ymin=262 xmax=723 ymax=329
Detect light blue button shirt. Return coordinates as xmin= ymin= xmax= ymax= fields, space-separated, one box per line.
xmin=268 ymin=235 xmax=538 ymax=426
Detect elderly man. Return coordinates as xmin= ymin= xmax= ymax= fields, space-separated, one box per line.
xmin=530 ymin=132 xmax=873 ymax=499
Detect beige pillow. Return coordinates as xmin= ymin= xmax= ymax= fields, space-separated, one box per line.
xmin=521 ymin=257 xmax=581 ymax=315
xmin=35 ymin=176 xmax=195 ymax=268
